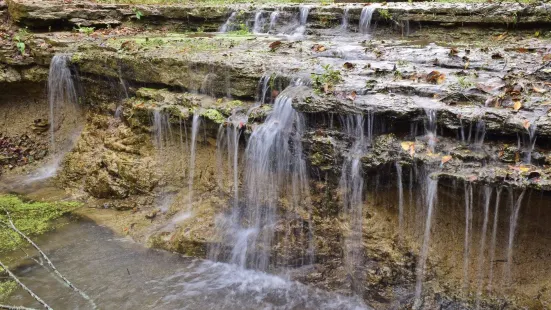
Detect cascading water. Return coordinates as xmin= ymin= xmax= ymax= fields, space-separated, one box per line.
xmin=462 ymin=183 xmax=474 ymax=290
xmin=475 ymin=186 xmax=493 ymax=307
xmin=359 ymin=6 xmax=377 ymax=34
xmin=187 ymin=112 xmax=201 ymax=212
xmin=253 ymin=11 xmax=265 ymax=34
xmin=423 ymin=108 xmax=437 ymax=153
xmin=268 ymin=11 xmax=279 ymax=33
xmin=341 ymin=7 xmax=350 ymax=31
xmin=505 ymin=189 xmax=526 ymax=285
xmin=291 ymin=6 xmax=310 ymax=37
xmin=395 ymin=162 xmax=404 ymax=236
xmin=210 ymin=81 xmax=313 ymax=271
xmin=521 ymin=122 xmax=537 ymax=164
xmin=487 ymin=187 xmax=502 ymax=292
xmin=48 ymin=54 xmax=78 ymax=155
xmin=414 ymin=177 xmax=438 ymax=306
xmin=339 ymin=113 xmax=373 ymax=294
xmin=219 ymin=12 xmax=237 ymax=33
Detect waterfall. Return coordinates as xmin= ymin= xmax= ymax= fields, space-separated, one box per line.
xmin=423 ymin=108 xmax=437 ymax=153
xmin=211 ymin=82 xmax=312 ymax=271
xmin=473 ymin=119 xmax=486 ymax=149
xmin=475 ymin=186 xmax=493 ymax=306
xmin=219 ymin=12 xmax=237 ymax=33
xmin=462 ymin=183 xmax=474 ymax=290
xmin=487 ymin=187 xmax=502 ymax=292
xmin=339 ymin=115 xmax=367 ymax=293
xmin=291 ymin=6 xmax=310 ymax=37
xmin=359 ymin=6 xmax=377 ymax=34
xmin=505 ymin=189 xmax=526 ymax=285
xmin=341 ymin=7 xmax=350 ymax=30
xmin=414 ymin=177 xmax=438 ymax=306
xmin=48 ymin=54 xmax=77 ymax=155
xmin=215 ymin=113 xmax=244 ymax=208
xmin=188 ymin=112 xmax=201 ymax=212
xmin=253 ymin=11 xmax=265 ymax=34
xmin=522 ymin=122 xmax=537 ymax=164
xmin=268 ymin=11 xmax=279 ymax=33
xmin=396 ymin=162 xmax=404 ymax=236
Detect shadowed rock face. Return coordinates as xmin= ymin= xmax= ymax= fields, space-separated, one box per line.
xmin=1 ymin=1 xmax=551 ymax=309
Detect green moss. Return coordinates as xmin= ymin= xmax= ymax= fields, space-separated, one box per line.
xmin=0 ymin=195 xmax=80 ymax=253
xmin=0 ymin=280 xmax=16 ymax=302
xmin=217 ymin=99 xmax=243 ymax=115
xmin=200 ymin=109 xmax=226 ymax=124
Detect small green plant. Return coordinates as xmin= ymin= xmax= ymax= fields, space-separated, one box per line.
xmin=133 ymin=8 xmax=143 ymax=20
xmin=13 ymin=28 xmax=30 ymax=55
xmin=378 ymin=9 xmax=392 ymax=21
xmin=74 ymin=24 xmax=95 ymax=35
xmin=456 ymin=76 xmax=475 ymax=89
xmin=227 ymin=23 xmax=250 ymax=36
xmin=311 ymin=64 xmax=343 ymax=94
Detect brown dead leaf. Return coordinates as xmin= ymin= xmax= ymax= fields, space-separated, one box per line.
xmin=523 ymin=119 xmax=531 ymax=130
xmin=533 ymin=86 xmax=547 ymax=93
xmin=269 ymin=41 xmax=282 ymax=51
xmin=513 ymin=101 xmax=522 ymax=111
xmin=426 ymin=71 xmax=446 ymax=84
xmin=312 ymin=44 xmax=326 ymax=52
xmin=346 ymin=91 xmax=357 ymax=101
xmin=449 ymin=47 xmax=459 ymax=56
xmin=543 ymin=54 xmax=551 ymax=62
xmin=495 ymin=33 xmax=508 ymax=41
xmin=343 ymin=62 xmax=355 ymax=70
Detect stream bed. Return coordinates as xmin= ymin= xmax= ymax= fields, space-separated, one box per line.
xmin=3 ymin=218 xmax=368 ymax=310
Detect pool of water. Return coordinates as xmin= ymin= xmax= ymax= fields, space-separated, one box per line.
xmin=3 ymin=219 xmax=369 ymax=310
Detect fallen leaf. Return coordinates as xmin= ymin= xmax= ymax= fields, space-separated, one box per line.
xmin=312 ymin=44 xmax=326 ymax=52
xmin=495 ymin=33 xmax=508 ymax=41
xmin=426 ymin=71 xmax=446 ymax=84
xmin=513 ymin=101 xmax=522 ymax=111
xmin=400 ymin=141 xmax=414 ymax=151
xmin=543 ymin=54 xmax=551 ymax=62
xmin=343 ymin=62 xmax=355 ymax=70
xmin=516 ymin=48 xmax=528 ymax=53
xmin=269 ymin=40 xmax=282 ymax=51
xmin=523 ymin=119 xmax=531 ymax=130
xmin=533 ymin=86 xmax=547 ymax=93
xmin=346 ymin=91 xmax=357 ymax=101
xmin=441 ymin=155 xmax=452 ymax=164
xmin=449 ymin=47 xmax=459 ymax=56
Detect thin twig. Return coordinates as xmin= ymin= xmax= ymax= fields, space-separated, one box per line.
xmin=0 ymin=304 xmax=39 ymax=310
xmin=1 ymin=210 xmax=96 ymax=309
xmin=0 ymin=261 xmax=52 ymax=310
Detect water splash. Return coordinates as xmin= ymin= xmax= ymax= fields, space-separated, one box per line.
xmin=48 ymin=54 xmax=78 ymax=155
xmin=219 ymin=12 xmax=237 ymax=33
xmin=359 ymin=6 xmax=377 ymax=34
xmin=414 ymin=177 xmax=438 ymax=306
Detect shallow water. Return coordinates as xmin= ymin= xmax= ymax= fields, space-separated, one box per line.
xmin=3 ymin=219 xmax=369 ymax=310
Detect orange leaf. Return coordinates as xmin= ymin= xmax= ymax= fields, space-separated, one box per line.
xmin=523 ymin=120 xmax=531 ymax=130
xmin=513 ymin=101 xmax=522 ymax=111
xmin=346 ymin=91 xmax=357 ymax=101
xmin=441 ymin=155 xmax=452 ymax=164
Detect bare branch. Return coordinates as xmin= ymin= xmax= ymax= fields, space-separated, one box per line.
xmin=0 ymin=304 xmax=39 ymax=310
xmin=0 ymin=261 xmax=52 ymax=310
xmin=1 ymin=210 xmax=96 ymax=309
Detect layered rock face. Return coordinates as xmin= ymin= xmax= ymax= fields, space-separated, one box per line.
xmin=1 ymin=1 xmax=551 ymax=309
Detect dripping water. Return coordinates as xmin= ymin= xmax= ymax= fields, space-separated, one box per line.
xmin=487 ymin=187 xmax=502 ymax=292
xmin=505 ymin=189 xmax=526 ymax=285
xmin=188 ymin=112 xmax=201 ymax=212
xmin=396 ymin=162 xmax=404 ymax=237
xmin=475 ymin=186 xmax=493 ymax=307
xmin=48 ymin=54 xmax=78 ymax=155
xmin=462 ymin=183 xmax=474 ymax=290
xmin=341 ymin=7 xmax=350 ymax=31
xmin=423 ymin=108 xmax=437 ymax=153
xmin=414 ymin=177 xmax=438 ymax=306
xmin=268 ymin=11 xmax=279 ymax=33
